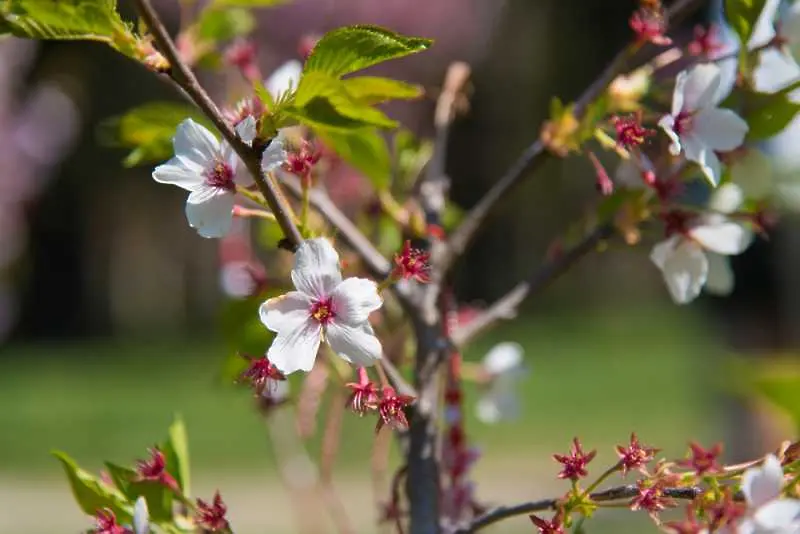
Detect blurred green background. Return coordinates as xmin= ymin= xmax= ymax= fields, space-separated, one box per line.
xmin=1 ymin=0 xmax=799 ymax=533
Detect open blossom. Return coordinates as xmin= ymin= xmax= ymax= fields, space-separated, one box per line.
xmin=727 ymin=454 xmax=800 ymax=534
xmin=658 ymin=64 xmax=748 ymax=186
xmin=259 ymin=238 xmax=383 ymax=374
xmin=650 ymin=184 xmax=752 ymax=304
xmin=475 ymin=342 xmax=527 ymax=424
xmin=153 ymin=119 xmax=258 ymax=238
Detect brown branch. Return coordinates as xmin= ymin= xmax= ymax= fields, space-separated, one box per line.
xmin=455 ymin=485 xmax=705 ymax=534
xmin=441 ymin=0 xmax=708 ymax=272
xmin=451 ymin=224 xmax=614 ymax=346
xmin=132 ymin=0 xmax=304 ymax=248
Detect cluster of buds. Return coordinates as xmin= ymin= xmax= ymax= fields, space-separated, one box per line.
xmin=283 ymin=139 xmax=322 ymax=187
xmin=613 ymin=112 xmax=653 ymax=150
xmin=345 ymin=368 xmax=415 ymax=431
xmin=225 ymin=39 xmax=262 ymax=82
xmin=629 ymin=0 xmax=671 ymax=46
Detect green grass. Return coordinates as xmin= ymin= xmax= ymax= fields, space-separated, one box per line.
xmin=0 ymin=305 xmax=724 ymax=479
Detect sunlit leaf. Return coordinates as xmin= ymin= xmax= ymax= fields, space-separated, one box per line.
xmin=393 ymin=129 xmax=433 ymax=189
xmin=741 ymin=89 xmax=800 ymax=141
xmin=0 ymin=0 xmax=137 ymax=56
xmin=342 ymin=76 xmax=423 ymax=105
xmin=52 ymin=451 xmax=130 ymax=518
xmin=725 ymin=0 xmax=768 ymax=46
xmin=749 ymin=359 xmax=800 ymax=431
xmin=163 ymin=416 xmax=191 ymax=497
xmin=101 ymin=102 xmax=214 ymax=167
xmin=319 ymin=128 xmax=391 ymax=189
xmin=304 ymin=25 xmax=431 ymax=77
xmin=295 ymin=71 xmax=397 ymax=128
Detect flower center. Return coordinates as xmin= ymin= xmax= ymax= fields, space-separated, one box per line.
xmin=673 ymin=110 xmax=694 ymax=136
xmin=206 ymin=160 xmax=235 ymax=191
xmin=310 ymin=298 xmax=335 ymax=325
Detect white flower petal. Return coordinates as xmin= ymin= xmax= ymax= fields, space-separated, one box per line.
xmin=330 ymin=277 xmax=382 ymax=325
xmin=476 ymin=396 xmax=502 ymax=424
xmin=709 ymin=183 xmax=745 ymax=214
xmin=483 ymin=342 xmax=524 ymax=375
xmin=173 ymin=118 xmax=220 ymax=169
xmin=671 ymin=69 xmax=687 ymax=117
xmin=694 ymin=108 xmax=749 ymax=152
xmin=743 ymin=454 xmax=785 ymax=509
xmin=133 ymin=496 xmax=149 ymax=534
xmin=235 ymin=115 xmax=257 ymax=146
xmin=681 ymin=64 xmax=723 ymax=111
xmin=268 ymin=319 xmax=322 ymax=374
xmin=152 ymin=157 xmax=204 ymax=191
xmin=185 ymin=186 xmax=234 ymax=238
xmin=267 ymin=60 xmax=303 ymax=99
xmin=291 ymin=238 xmax=342 ymax=299
xmin=705 ymin=252 xmax=735 ymax=295
xmin=658 ymin=115 xmax=682 ymax=155
xmin=650 ymin=237 xmax=708 ymax=304
xmin=753 ymin=499 xmax=800 ymax=532
xmin=262 ymin=131 xmax=288 ymax=174
xmin=690 ymin=221 xmax=752 ymax=255
xmin=785 ymin=3 xmax=800 ymax=64
xmin=749 ymin=0 xmax=781 ymax=48
xmin=259 ymin=291 xmax=313 ymax=333
xmin=683 ymin=135 xmax=722 ymax=186
xmin=326 ymin=321 xmax=382 ymax=367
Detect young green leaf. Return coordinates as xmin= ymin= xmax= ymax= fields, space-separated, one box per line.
xmin=725 ymin=0 xmax=768 ymax=46
xmin=742 ymin=89 xmax=800 ymax=141
xmin=304 ymin=25 xmax=432 ymax=77
xmin=163 ymin=416 xmax=191 ymax=498
xmin=100 ymin=102 xmax=214 ymax=167
xmin=319 ymin=128 xmax=392 ymax=189
xmin=52 ymin=451 xmax=130 ymax=518
xmin=342 ymin=76 xmax=423 ymax=105
xmin=293 ymin=71 xmax=397 ymax=129
xmin=0 ymin=0 xmax=138 ymax=56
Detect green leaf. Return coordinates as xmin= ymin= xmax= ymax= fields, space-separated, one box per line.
xmin=195 ymin=6 xmax=254 ymax=41
xmin=725 ymin=0 xmax=768 ymax=46
xmin=393 ymin=129 xmax=433 ymax=189
xmin=163 ymin=417 xmax=191 ymax=498
xmin=292 ymin=71 xmax=397 ymax=129
xmin=318 ymin=128 xmax=391 ymax=189
xmin=742 ymin=89 xmax=800 ymax=141
xmin=220 ymin=294 xmax=276 ymax=355
xmin=101 ymin=102 xmax=215 ymax=167
xmin=341 ymin=76 xmax=423 ymax=105
xmin=750 ymin=361 xmax=800 ymax=431
xmin=304 ymin=25 xmax=431 ymax=77
xmin=1 ymin=0 xmax=137 ymax=55
xmin=53 ymin=451 xmax=130 ymax=518
xmin=209 ymin=0 xmax=288 ymax=6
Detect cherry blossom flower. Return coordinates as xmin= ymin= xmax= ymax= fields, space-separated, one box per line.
xmin=650 ymin=184 xmax=752 ymax=304
xmin=727 ymin=454 xmax=800 ymax=534
xmin=783 ymin=3 xmax=800 ymax=66
xmin=658 ymin=64 xmax=749 ymax=186
xmin=132 ymin=497 xmax=149 ymax=534
xmin=616 ymin=433 xmax=659 ymax=475
xmin=475 ymin=342 xmax=527 ymax=424
xmin=259 ymin=237 xmax=383 ymax=374
xmin=553 ymin=437 xmax=596 ymax=481
xmin=266 ymin=60 xmax=302 ymax=101
xmin=153 ymin=119 xmax=256 ymax=238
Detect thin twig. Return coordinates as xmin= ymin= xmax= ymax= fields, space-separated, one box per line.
xmin=133 ymin=0 xmax=304 ymax=248
xmin=455 ymin=485 xmax=705 ymax=534
xmin=442 ymin=0 xmax=708 ymax=272
xmin=451 ymin=224 xmax=614 ymax=346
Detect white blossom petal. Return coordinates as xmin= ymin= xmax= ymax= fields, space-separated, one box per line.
xmin=658 ymin=115 xmax=682 ymax=155
xmin=683 ymin=134 xmax=722 ymax=186
xmin=173 ymin=118 xmax=219 ymax=169
xmin=267 ymin=60 xmax=303 ymax=99
xmin=681 ymin=63 xmax=724 ymax=111
xmin=133 ymin=496 xmax=149 ymax=534
xmin=185 ymin=186 xmax=234 ymax=238
xmin=476 ymin=396 xmax=503 ymax=424
xmin=262 ymin=131 xmax=287 ymax=174
xmin=693 ymin=107 xmax=749 ymax=152
xmin=743 ymin=454 xmax=785 ymax=509
xmin=650 ymin=237 xmax=708 ymax=304
xmin=753 ymin=499 xmax=800 ymax=532
xmin=152 ymin=157 xmax=205 ymax=191
xmin=705 ymin=252 xmax=735 ymax=295
xmin=235 ymin=115 xmax=257 ymax=146
xmin=330 ymin=277 xmax=382 ymax=325
xmin=259 ymin=291 xmax=313 ymax=333
xmin=326 ymin=321 xmax=382 ymax=367
xmin=710 ymin=183 xmax=745 ymax=214
xmin=785 ymin=3 xmax=800 ymax=64
xmin=483 ymin=342 xmax=524 ymax=375
xmin=268 ymin=319 xmax=322 ymax=374
xmin=291 ymin=238 xmax=342 ymax=299
xmin=671 ymin=69 xmax=687 ymax=116
xmin=690 ymin=221 xmax=752 ymax=255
